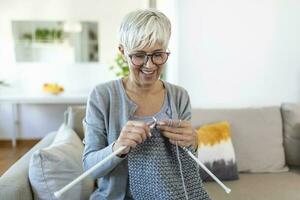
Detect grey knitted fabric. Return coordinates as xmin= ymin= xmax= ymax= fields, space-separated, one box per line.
xmin=127 ymin=103 xmax=210 ymax=199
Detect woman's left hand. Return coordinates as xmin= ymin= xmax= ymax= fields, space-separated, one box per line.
xmin=157 ymin=119 xmax=197 ymax=148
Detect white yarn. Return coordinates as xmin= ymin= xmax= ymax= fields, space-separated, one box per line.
xmin=176 ymin=141 xmax=189 ymax=200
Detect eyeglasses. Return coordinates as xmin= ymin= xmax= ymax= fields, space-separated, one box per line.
xmin=128 ymin=52 xmax=170 ymax=66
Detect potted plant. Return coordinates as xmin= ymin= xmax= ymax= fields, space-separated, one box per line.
xmin=109 ymin=53 xmax=129 ymax=77
xmin=0 ymin=80 xmax=9 ymax=87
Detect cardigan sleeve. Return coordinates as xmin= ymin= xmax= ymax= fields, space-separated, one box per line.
xmin=82 ymin=87 xmax=125 ymax=179
xmin=177 ymin=88 xmax=197 ymax=153
xmin=178 ymin=89 xmax=192 ymax=121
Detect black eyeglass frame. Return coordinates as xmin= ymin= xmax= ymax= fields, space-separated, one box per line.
xmin=128 ymin=51 xmax=171 ymax=66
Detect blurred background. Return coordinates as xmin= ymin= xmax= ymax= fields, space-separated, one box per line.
xmin=0 ymin=0 xmax=299 ymax=140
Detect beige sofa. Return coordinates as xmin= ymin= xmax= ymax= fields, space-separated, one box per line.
xmin=1 ymin=104 xmax=300 ymax=200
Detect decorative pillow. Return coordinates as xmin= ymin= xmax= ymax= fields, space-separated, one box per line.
xmin=29 ymin=124 xmax=94 ymax=200
xmin=281 ymin=103 xmax=300 ymax=166
xmin=196 ymin=121 xmax=239 ymax=181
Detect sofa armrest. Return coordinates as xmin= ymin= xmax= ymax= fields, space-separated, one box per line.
xmin=0 ymin=131 xmax=57 ymax=200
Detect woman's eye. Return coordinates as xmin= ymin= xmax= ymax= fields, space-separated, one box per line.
xmin=134 ymin=54 xmax=146 ymax=59
xmin=153 ymin=53 xmax=163 ymax=58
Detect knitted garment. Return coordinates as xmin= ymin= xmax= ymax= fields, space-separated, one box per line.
xmin=127 ymin=115 xmax=211 ymax=200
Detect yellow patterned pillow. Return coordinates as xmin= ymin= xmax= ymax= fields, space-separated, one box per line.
xmin=196 ymin=121 xmax=239 ymax=181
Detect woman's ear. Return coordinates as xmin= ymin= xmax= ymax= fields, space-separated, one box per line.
xmin=118 ymin=45 xmax=127 ymax=61
xmin=118 ymin=45 xmax=125 ymax=55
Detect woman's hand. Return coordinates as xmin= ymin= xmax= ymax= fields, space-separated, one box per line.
xmin=113 ymin=121 xmax=152 ymax=156
xmin=158 ymin=119 xmax=197 ymax=148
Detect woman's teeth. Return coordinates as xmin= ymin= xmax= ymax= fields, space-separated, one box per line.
xmin=141 ymin=70 xmax=155 ymax=75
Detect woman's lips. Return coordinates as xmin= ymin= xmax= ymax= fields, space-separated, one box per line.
xmin=141 ymin=70 xmax=155 ymax=75
xmin=140 ymin=69 xmax=156 ymax=76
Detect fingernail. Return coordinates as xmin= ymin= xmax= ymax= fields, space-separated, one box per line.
xmin=149 ymin=131 xmax=152 ymax=137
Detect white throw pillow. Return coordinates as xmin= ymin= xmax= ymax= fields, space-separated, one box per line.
xmin=29 ymin=124 xmax=94 ymax=200
xmin=196 ymin=121 xmax=239 ymax=181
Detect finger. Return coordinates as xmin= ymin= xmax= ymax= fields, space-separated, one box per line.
xmin=127 ymin=120 xmax=148 ymax=128
xmin=169 ymin=139 xmax=179 ymax=145
xmin=116 ymin=138 xmax=137 ymax=150
xmin=127 ymin=121 xmax=151 ymax=137
xmin=157 ymin=120 xmax=168 ymax=126
xmin=157 ymin=119 xmax=191 ymax=128
xmin=176 ymin=120 xmax=190 ymax=128
xmin=159 ymin=126 xmax=195 ymax=141
xmin=120 ymin=124 xmax=135 ymax=136
xmin=125 ymin=130 xmax=143 ymax=144
xmin=169 ymin=139 xmax=190 ymax=148
xmin=122 ymin=138 xmax=137 ymax=149
xmin=161 ymin=130 xmax=188 ymax=141
xmin=128 ymin=126 xmax=147 ymax=141
xmin=123 ymin=124 xmax=148 ymax=139
xmin=157 ymin=119 xmax=180 ymax=127
xmin=158 ymin=125 xmax=185 ymax=135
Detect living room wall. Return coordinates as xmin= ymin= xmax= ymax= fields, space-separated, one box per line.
xmin=1 ymin=0 xmax=300 ymax=139
xmin=0 ymin=0 xmax=148 ymax=93
xmin=172 ymin=0 xmax=300 ymax=108
xmin=0 ymin=0 xmax=148 ymax=139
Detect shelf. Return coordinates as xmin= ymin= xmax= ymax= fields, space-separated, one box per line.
xmin=12 ymin=20 xmax=99 ymax=62
xmin=0 ymin=92 xmax=88 ymax=104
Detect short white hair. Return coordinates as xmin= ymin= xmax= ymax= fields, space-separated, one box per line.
xmin=118 ymin=9 xmax=171 ymax=51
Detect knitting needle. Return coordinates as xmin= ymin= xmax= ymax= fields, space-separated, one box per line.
xmin=182 ymin=147 xmax=231 ymax=194
xmin=54 ymin=145 xmax=127 ymax=198
xmin=149 ymin=117 xmax=157 ymax=129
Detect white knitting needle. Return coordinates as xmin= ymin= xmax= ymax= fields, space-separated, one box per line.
xmin=182 ymin=147 xmax=231 ymax=194
xmin=54 ymin=146 xmax=127 ymax=198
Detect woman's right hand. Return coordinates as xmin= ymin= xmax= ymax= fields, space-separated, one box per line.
xmin=113 ymin=121 xmax=152 ymax=156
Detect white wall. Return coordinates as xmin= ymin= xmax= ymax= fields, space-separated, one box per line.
xmin=157 ymin=0 xmax=179 ymax=84
xmin=0 ymin=0 xmax=148 ymax=139
xmin=0 ymin=0 xmax=148 ymax=93
xmin=163 ymin=0 xmax=300 ymax=108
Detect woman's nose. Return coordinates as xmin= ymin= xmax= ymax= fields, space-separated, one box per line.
xmin=144 ymin=55 xmax=155 ymax=68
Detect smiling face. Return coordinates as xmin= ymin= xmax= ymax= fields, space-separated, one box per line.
xmin=118 ymin=10 xmax=171 ymax=89
xmin=120 ymin=43 xmax=167 ymax=88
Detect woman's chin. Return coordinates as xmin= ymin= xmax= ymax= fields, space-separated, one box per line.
xmin=139 ymin=72 xmax=158 ymax=83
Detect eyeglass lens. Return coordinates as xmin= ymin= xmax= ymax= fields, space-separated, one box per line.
xmin=130 ymin=52 xmax=169 ymax=66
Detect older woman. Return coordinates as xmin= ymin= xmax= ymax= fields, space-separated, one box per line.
xmin=83 ymin=9 xmax=210 ymax=200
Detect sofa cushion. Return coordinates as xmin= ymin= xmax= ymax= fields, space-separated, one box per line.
xmin=196 ymin=121 xmax=239 ymax=181
xmin=29 ymin=124 xmax=94 ymax=200
xmin=192 ymin=107 xmax=288 ymax=173
xmin=281 ymin=103 xmax=300 ymax=166
xmin=66 ymin=106 xmax=86 ymax=140
xmin=204 ymin=167 xmax=300 ymax=200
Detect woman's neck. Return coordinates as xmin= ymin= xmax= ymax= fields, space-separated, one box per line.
xmin=123 ymin=77 xmax=164 ymax=96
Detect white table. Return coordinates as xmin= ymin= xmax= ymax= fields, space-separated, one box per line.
xmin=0 ymin=92 xmax=88 ymax=147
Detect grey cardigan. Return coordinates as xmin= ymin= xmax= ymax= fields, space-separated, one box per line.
xmin=83 ymin=78 xmax=192 ymax=200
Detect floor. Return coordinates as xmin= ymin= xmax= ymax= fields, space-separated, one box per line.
xmin=0 ymin=140 xmax=39 ymax=176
